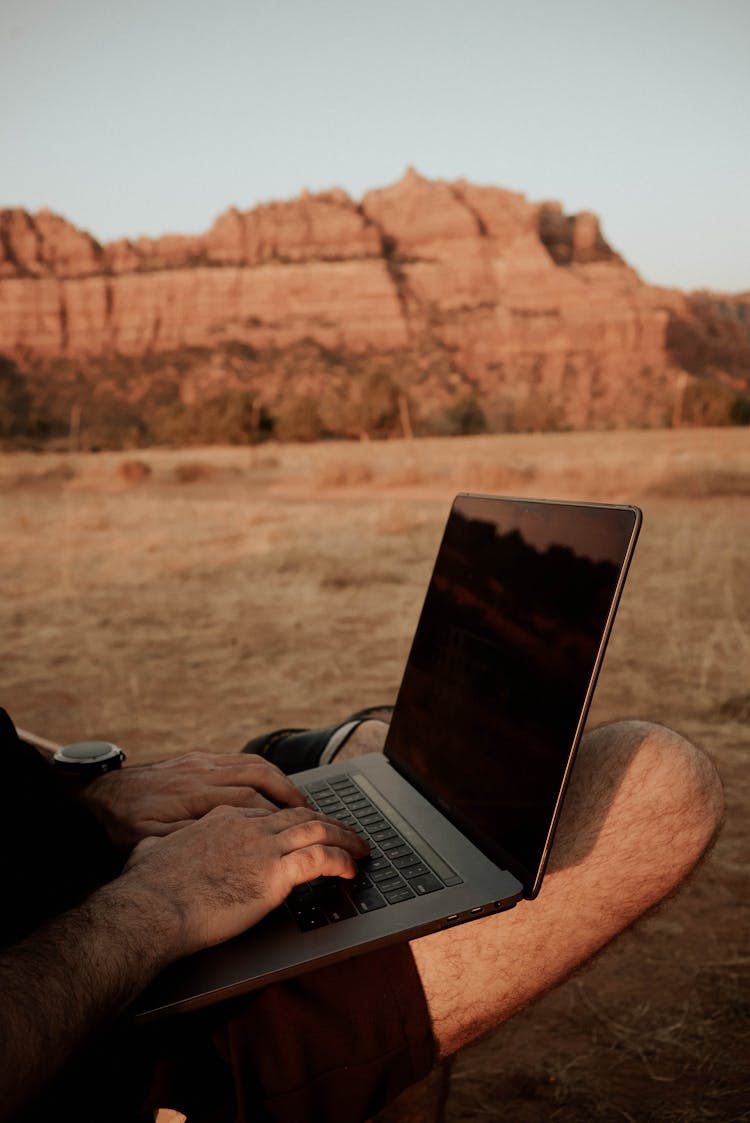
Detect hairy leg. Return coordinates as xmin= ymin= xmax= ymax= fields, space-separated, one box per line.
xmin=339 ymin=719 xmax=723 ymax=1060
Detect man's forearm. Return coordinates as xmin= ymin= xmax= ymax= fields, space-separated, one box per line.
xmin=0 ymin=879 xmax=182 ymax=1122
xmin=0 ymin=802 xmax=367 ymax=1120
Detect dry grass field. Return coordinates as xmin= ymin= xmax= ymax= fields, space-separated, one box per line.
xmin=1 ymin=427 xmax=748 ymax=1121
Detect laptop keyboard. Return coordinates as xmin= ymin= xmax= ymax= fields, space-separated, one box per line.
xmin=287 ymin=773 xmax=462 ymax=932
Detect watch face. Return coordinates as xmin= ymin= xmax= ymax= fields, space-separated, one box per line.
xmin=57 ymin=741 xmax=122 ymax=764
xmin=53 ymin=741 xmax=125 ymax=774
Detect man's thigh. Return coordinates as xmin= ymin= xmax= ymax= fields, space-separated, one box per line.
xmin=409 ymin=720 xmax=723 ymax=1058
xmin=142 ymin=941 xmax=435 ymax=1123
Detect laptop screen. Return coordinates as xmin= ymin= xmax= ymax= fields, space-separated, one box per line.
xmin=384 ymin=494 xmax=640 ymax=895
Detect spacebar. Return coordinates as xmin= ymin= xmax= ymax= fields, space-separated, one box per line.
xmin=353 ymin=773 xmax=462 ymax=886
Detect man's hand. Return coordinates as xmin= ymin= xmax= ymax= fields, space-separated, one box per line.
xmin=121 ymin=804 xmax=369 ymax=955
xmin=80 ymin=751 xmax=308 ymax=849
xmin=0 ymin=803 xmax=366 ymax=1121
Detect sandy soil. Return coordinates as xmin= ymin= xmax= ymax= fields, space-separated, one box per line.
xmin=1 ymin=428 xmax=748 ymax=1121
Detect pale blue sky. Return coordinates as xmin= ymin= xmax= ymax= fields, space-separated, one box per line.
xmin=1 ymin=0 xmax=748 ymax=292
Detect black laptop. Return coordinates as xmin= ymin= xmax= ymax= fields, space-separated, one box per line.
xmin=135 ymin=494 xmax=641 ymax=1021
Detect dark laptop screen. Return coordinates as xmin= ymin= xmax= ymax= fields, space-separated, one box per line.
xmin=385 ymin=494 xmax=640 ymax=894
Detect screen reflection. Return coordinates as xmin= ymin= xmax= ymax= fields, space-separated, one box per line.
xmin=385 ymin=496 xmax=638 ymax=888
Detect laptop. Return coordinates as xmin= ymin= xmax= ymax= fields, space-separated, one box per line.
xmin=134 ymin=493 xmax=641 ymax=1022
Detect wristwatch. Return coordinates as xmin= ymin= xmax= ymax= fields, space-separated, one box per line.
xmin=53 ymin=740 xmax=126 ymax=790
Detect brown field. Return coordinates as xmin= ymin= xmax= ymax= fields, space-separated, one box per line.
xmin=1 ymin=428 xmax=748 ymax=1121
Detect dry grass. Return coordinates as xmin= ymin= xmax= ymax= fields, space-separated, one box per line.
xmin=1 ymin=427 xmax=748 ymax=1122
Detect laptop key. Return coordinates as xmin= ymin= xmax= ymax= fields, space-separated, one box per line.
xmin=361 ymin=854 xmax=390 ymax=873
xmin=294 ymin=905 xmax=329 ymax=931
xmin=400 ymin=861 xmax=430 ymax=878
xmin=330 ymin=789 xmax=358 ymax=801
xmin=304 ymin=778 xmax=447 ymax=908
xmin=315 ymin=791 xmax=341 ymax=804
xmin=351 ymin=886 xmax=387 ymax=913
xmin=370 ymin=828 xmax=399 ymax=843
xmin=333 ymin=790 xmax=359 ymax=802
xmin=358 ymin=814 xmax=386 ymax=829
xmin=370 ymin=866 xmax=405 ymax=884
xmin=392 ymin=852 xmax=423 ymax=870
xmin=324 ymin=893 xmax=358 ymax=923
xmin=408 ymin=874 xmax=443 ymax=895
xmin=384 ymin=884 xmax=416 ymax=904
xmin=377 ymin=874 xmax=407 ymax=893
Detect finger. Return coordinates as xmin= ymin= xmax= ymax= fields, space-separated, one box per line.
xmin=208 ymin=803 xmax=273 ymax=821
xmin=283 ymin=842 xmax=361 ymax=886
xmin=198 ymin=761 xmax=308 ymax=808
xmin=202 ymin=753 xmax=295 ymax=787
xmin=202 ymin=786 xmax=279 ymax=813
xmin=277 ymin=813 xmax=370 ymax=859
xmin=231 ymin=805 xmax=365 ymax=851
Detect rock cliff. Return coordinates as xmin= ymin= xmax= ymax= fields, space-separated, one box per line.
xmin=1 ymin=170 xmax=748 ymax=442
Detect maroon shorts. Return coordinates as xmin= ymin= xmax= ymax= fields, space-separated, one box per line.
xmin=142 ymin=942 xmax=435 ymax=1123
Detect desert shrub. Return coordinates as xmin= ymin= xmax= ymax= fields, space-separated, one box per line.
xmin=118 ymin=459 xmax=152 ymax=484
xmin=318 ymin=368 xmax=401 ymax=439
xmin=427 ymin=394 xmax=488 ymax=437
xmin=680 ymin=379 xmax=750 ymax=426
xmin=73 ymin=393 xmax=148 ymax=450
xmin=730 ymin=394 xmax=750 ymax=425
xmin=358 ymin=369 xmax=400 ymax=434
xmin=221 ymin=340 xmax=257 ymax=362
xmin=317 ymin=385 xmax=352 ymax=437
xmin=0 ymin=355 xmax=33 ymax=437
xmin=151 ymin=391 xmax=272 ymax=445
xmin=274 ymin=395 xmax=324 ymax=443
xmin=173 ymin=462 xmax=216 ymax=484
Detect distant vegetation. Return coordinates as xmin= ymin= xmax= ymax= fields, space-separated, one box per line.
xmin=1 ymin=342 xmax=748 ymax=451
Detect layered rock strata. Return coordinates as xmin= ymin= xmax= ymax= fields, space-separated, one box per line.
xmin=1 ymin=170 xmax=747 ymax=433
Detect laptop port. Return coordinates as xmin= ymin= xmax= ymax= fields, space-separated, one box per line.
xmin=494 ymin=899 xmax=520 ymax=912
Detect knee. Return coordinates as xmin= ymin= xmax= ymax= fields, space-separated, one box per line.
xmin=586 ymin=719 xmax=724 ymax=851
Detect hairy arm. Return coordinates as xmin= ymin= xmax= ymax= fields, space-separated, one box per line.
xmin=0 ymin=804 xmax=367 ymax=1121
xmin=0 ymin=878 xmax=180 ymax=1122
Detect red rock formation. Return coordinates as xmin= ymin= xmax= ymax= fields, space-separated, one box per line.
xmin=0 ymin=171 xmax=747 ymax=435
xmin=0 ymin=208 xmax=102 ymax=277
xmin=206 ymin=190 xmax=381 ymax=266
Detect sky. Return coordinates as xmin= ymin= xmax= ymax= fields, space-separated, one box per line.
xmin=1 ymin=0 xmax=748 ymax=293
